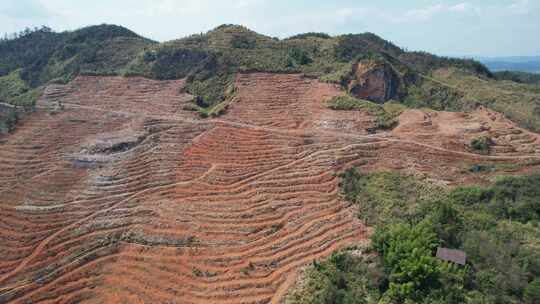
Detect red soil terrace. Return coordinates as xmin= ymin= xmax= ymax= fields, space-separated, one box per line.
xmin=1 ymin=73 xmax=539 ymax=303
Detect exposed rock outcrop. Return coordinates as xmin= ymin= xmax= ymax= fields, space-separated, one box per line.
xmin=347 ymin=60 xmax=401 ymax=103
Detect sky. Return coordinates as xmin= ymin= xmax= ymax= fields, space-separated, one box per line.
xmin=1 ymin=0 xmax=539 ymax=57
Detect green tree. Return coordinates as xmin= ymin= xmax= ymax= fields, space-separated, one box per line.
xmin=372 ymin=222 xmax=441 ymax=301
xmin=339 ymin=167 xmax=364 ymax=202
xmin=425 ymin=202 xmax=464 ymax=248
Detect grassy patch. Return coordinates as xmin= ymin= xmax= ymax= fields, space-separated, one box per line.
xmin=318 ymin=62 xmax=352 ymax=84
xmin=339 ymin=169 xmax=446 ymax=226
xmin=403 ymin=76 xmax=474 ymax=112
xmin=403 ymin=68 xmax=540 ymax=135
xmin=328 ymin=95 xmax=406 ymax=130
xmin=428 ymin=68 xmax=540 ymax=133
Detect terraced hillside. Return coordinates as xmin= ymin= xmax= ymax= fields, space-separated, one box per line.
xmin=1 ymin=73 xmax=540 ymax=304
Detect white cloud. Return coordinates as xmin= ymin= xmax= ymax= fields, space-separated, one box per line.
xmin=330 ymin=0 xmax=535 ymax=26
xmin=507 ymin=0 xmax=530 ymax=14
xmin=450 ymin=2 xmax=470 ymax=13
xmin=403 ymin=4 xmax=445 ymax=22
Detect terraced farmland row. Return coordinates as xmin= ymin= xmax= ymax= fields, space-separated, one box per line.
xmin=1 ymin=73 xmax=539 ymax=303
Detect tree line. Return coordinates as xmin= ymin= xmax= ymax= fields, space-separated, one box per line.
xmin=1 ymin=25 xmax=53 ymax=43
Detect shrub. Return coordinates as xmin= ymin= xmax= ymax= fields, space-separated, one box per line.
xmin=338 ymin=167 xmax=363 ymax=202
xmin=328 ymin=95 xmax=404 ymax=131
xmin=340 ymin=169 xmax=446 ymax=226
xmin=494 ymin=71 xmax=540 ymax=85
xmin=489 ymin=173 xmax=540 ymax=222
xmin=287 ymin=48 xmax=312 ymax=66
xmin=470 ymin=136 xmax=493 ymax=154
xmin=286 ymin=252 xmax=385 ymax=304
xmin=424 ymin=202 xmax=464 ymax=248
xmin=143 ymin=50 xmax=157 ymax=62
xmin=230 ymin=35 xmax=256 ymax=49
xmin=151 ymin=47 xmax=217 ymax=80
xmin=448 ymin=186 xmax=488 ymax=206
xmin=0 ymin=107 xmax=19 ymax=133
xmin=335 ymin=33 xmax=402 ymax=62
xmin=469 ymin=164 xmax=495 ymax=173
xmin=184 ymin=74 xmax=234 ymax=108
xmin=286 ymin=32 xmax=332 ymax=40
xmin=463 ymin=230 xmax=532 ymax=302
xmin=335 ymin=35 xmax=372 ymax=62
xmin=0 ymin=70 xmax=39 ymax=110
xmin=403 ymin=80 xmax=466 ymax=112
xmin=524 ymin=278 xmax=540 ymax=304
xmin=267 ymin=223 xmax=283 ymax=235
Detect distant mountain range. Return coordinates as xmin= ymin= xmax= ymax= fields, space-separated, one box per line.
xmin=477 ymin=56 xmax=540 ymax=73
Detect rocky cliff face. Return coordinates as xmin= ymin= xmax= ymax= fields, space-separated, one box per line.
xmin=347 ymin=60 xmax=401 ymax=103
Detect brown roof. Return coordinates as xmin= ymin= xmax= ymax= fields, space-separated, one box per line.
xmin=436 ymin=247 xmax=467 ymax=265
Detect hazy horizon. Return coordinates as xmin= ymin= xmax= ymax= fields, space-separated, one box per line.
xmin=2 ymin=0 xmax=540 ymax=57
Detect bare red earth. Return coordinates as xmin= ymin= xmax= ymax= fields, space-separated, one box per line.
xmin=1 ymin=73 xmax=539 ymax=303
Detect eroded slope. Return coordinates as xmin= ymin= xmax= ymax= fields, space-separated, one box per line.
xmin=1 ymin=73 xmax=539 ymax=304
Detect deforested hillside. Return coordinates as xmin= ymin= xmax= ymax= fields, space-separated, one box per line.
xmin=1 ymin=24 xmax=503 ymax=131
xmin=4 ymin=24 xmax=539 ymax=138
xmin=0 ymin=25 xmax=153 ymax=110
xmin=1 ymin=24 xmax=540 ymax=304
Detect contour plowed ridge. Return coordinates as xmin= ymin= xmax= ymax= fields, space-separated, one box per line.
xmin=2 ymin=73 xmax=539 ymax=304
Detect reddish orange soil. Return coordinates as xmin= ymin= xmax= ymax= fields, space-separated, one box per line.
xmin=1 ymin=73 xmax=539 ymax=303
xmin=393 ymin=107 xmax=540 ymax=156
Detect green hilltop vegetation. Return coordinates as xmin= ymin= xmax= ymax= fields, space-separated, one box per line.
xmin=0 ymin=25 xmax=154 ymax=86
xmin=1 ymin=23 xmax=540 ymax=130
xmin=493 ymin=71 xmax=540 ymax=85
xmin=0 ymin=24 xmax=491 ymax=115
xmin=415 ymin=68 xmax=540 ymax=132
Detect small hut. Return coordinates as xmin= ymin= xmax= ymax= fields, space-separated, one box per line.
xmin=436 ymin=247 xmax=467 ymax=265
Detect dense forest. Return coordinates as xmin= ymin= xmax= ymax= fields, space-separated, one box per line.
xmin=287 ymin=169 xmax=540 ymax=304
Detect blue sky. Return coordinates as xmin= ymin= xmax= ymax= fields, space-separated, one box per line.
xmin=1 ymin=0 xmax=539 ymax=57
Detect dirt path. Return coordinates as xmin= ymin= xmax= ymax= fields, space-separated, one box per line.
xmin=2 ymin=74 xmax=539 ymax=304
